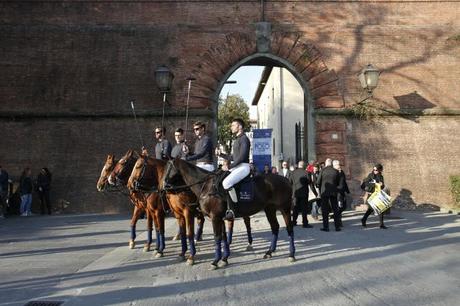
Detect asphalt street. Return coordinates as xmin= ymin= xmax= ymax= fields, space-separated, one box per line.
xmin=0 ymin=210 xmax=459 ymax=306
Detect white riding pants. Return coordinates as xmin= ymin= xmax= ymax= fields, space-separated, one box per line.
xmin=222 ymin=163 xmax=250 ymax=190
xmin=196 ymin=163 xmax=215 ymax=172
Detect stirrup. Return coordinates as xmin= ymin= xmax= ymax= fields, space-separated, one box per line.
xmin=224 ymin=209 xmax=235 ymax=220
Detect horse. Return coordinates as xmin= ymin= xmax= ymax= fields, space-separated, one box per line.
xmin=161 ymin=158 xmax=295 ymax=269
xmin=128 ymin=157 xmax=255 ymax=264
xmin=96 ymin=150 xmax=156 ymax=252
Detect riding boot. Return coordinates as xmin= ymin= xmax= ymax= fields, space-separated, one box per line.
xmin=224 ymin=188 xmax=237 ymax=220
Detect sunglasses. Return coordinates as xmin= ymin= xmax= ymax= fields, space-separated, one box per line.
xmin=193 ymin=127 xmax=201 ymax=131
xmin=155 ymin=131 xmax=162 ymax=134
xmin=373 ymin=169 xmax=379 ymax=172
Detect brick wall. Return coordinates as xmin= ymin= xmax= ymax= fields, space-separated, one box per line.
xmin=1 ymin=1 xmax=459 ymax=211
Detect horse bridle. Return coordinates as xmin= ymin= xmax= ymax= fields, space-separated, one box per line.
xmin=133 ymin=156 xmax=158 ymax=193
xmin=162 ymin=159 xmax=217 ymax=192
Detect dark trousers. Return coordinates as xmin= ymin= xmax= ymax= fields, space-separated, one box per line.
xmin=0 ymin=192 xmax=7 ymax=216
xmin=39 ymin=189 xmax=51 ymax=215
xmin=292 ymin=197 xmax=309 ymax=225
xmin=321 ymin=196 xmax=340 ymax=230
xmin=362 ymin=207 xmax=384 ymax=226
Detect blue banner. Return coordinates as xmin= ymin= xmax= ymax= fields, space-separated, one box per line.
xmin=252 ymin=129 xmax=272 ymax=173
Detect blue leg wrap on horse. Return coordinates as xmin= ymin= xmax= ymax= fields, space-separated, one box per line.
xmin=160 ymin=232 xmax=166 ymax=252
xmin=196 ymin=223 xmax=203 ymax=240
xmin=180 ymin=235 xmax=187 ymax=255
xmin=270 ymin=234 xmax=278 ymax=252
xmin=227 ymin=227 xmax=233 ymax=245
xmin=189 ymin=237 xmax=196 ymax=256
xmin=147 ymin=229 xmax=153 ymax=244
xmin=155 ymin=230 xmax=160 ymax=250
xmin=214 ymin=239 xmax=222 ymax=261
xmin=289 ymin=234 xmax=295 ymax=256
xmin=247 ymin=229 xmax=253 ymax=245
xmin=223 ymin=238 xmax=230 ymax=259
xmin=130 ymin=226 xmax=136 ymax=241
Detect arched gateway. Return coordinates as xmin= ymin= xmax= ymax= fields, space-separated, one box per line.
xmin=186 ymin=30 xmax=345 ymax=162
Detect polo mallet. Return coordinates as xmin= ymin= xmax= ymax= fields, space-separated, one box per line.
xmin=184 ymin=77 xmax=196 ymax=142
xmin=130 ymin=100 xmax=145 ymax=150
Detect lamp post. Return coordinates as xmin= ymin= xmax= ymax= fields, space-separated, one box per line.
xmin=358 ymin=64 xmax=380 ymax=103
xmin=154 ymin=65 xmax=174 ymax=128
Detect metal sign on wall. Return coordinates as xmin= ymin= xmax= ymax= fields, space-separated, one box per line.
xmin=252 ymin=128 xmax=272 ymax=173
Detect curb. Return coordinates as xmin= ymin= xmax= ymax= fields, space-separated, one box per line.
xmin=440 ymin=208 xmax=460 ymax=215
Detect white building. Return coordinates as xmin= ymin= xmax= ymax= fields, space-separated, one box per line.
xmin=253 ymin=67 xmax=304 ymax=168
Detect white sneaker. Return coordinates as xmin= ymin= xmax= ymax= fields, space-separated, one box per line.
xmin=21 ymin=213 xmax=27 ymax=216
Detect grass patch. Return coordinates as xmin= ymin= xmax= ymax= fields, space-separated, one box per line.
xmin=449 ymin=175 xmax=460 ymax=208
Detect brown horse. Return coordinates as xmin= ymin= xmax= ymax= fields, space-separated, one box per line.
xmin=96 ymin=150 xmax=156 ymax=252
xmin=127 ymin=156 xmax=205 ymax=264
xmin=161 ymin=158 xmax=295 ymax=269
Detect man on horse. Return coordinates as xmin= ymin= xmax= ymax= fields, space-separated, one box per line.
xmin=183 ymin=121 xmax=215 ymax=172
xmin=171 ymin=128 xmax=187 ymax=159
xmin=215 ymin=118 xmax=251 ymax=220
xmin=154 ymin=126 xmax=172 ymax=160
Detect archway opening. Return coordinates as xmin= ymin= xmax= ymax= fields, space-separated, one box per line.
xmin=214 ymin=54 xmax=315 ymax=173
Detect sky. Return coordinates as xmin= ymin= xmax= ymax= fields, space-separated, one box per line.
xmin=220 ymin=66 xmax=265 ymax=119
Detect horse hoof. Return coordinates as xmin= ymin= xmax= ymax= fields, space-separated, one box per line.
xmin=288 ymin=256 xmax=296 ymax=263
xmin=209 ymin=263 xmax=218 ymax=271
xmin=246 ymin=244 xmax=254 ymax=252
xmin=186 ymin=258 xmax=194 ymax=266
xmin=143 ymin=244 xmax=151 ymax=252
xmin=129 ymin=240 xmax=135 ymax=249
xmin=172 ymin=234 xmax=180 ymax=241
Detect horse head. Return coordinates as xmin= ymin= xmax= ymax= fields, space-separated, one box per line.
xmin=128 ymin=156 xmax=163 ymax=192
xmin=97 ymin=154 xmax=115 ymax=192
xmin=108 ymin=149 xmax=139 ymax=187
xmin=161 ymin=158 xmax=182 ymax=191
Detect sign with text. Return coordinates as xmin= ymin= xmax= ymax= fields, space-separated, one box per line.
xmin=252 ymin=129 xmax=272 ymax=173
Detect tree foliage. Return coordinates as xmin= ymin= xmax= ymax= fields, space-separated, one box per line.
xmin=217 ymin=94 xmax=250 ymax=149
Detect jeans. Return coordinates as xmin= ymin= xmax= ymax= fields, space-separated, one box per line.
xmin=20 ymin=194 xmax=32 ymax=214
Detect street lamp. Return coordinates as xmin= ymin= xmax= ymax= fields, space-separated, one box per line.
xmin=358 ymin=64 xmax=380 ymax=94
xmin=154 ymin=65 xmax=174 ymax=128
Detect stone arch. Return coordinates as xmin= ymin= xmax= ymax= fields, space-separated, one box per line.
xmin=188 ymin=31 xmax=345 ymax=160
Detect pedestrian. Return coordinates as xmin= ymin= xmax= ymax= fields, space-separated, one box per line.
xmin=263 ymin=164 xmax=270 ymax=175
xmin=171 ymin=128 xmax=187 ymax=159
xmin=361 ymin=164 xmax=388 ymax=229
xmin=0 ymin=165 xmax=10 ymax=218
xmin=183 ymin=121 xmax=215 ymax=171
xmin=271 ymin=166 xmax=278 ymax=174
xmin=249 ymin=162 xmax=259 ymax=176
xmin=306 ymin=160 xmax=315 ymax=173
xmin=215 ymin=118 xmax=251 ymax=220
xmin=280 ymin=161 xmax=292 ymax=179
xmin=308 ymin=163 xmax=321 ymax=220
xmin=19 ymin=167 xmax=33 ymax=216
xmin=316 ymin=158 xmax=341 ymax=231
xmin=333 ymin=160 xmax=349 ymax=227
xmin=290 ymin=161 xmax=312 ymax=228
xmin=36 ymin=167 xmax=52 ymax=215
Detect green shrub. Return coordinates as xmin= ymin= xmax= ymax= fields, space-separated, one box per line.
xmin=449 ymin=175 xmax=460 ymax=207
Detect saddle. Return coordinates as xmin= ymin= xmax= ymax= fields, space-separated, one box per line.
xmin=214 ymin=171 xmax=255 ymax=203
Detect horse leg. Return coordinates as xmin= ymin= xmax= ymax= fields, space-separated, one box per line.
xmin=129 ymin=205 xmax=142 ymax=249
xmin=225 ymin=219 xmax=234 ymax=245
xmin=185 ymin=210 xmax=196 ymax=266
xmin=263 ymin=206 xmax=280 ymax=259
xmin=143 ymin=209 xmax=153 ymax=252
xmin=210 ymin=217 xmax=224 ymax=270
xmin=243 ymin=216 xmax=254 ymax=251
xmin=280 ymin=206 xmax=296 ymax=262
xmin=195 ymin=213 xmax=204 ymax=242
xmin=155 ymin=209 xmax=166 ymax=258
xmin=177 ymin=216 xmax=187 ymax=261
xmin=221 ymin=221 xmax=230 ymax=267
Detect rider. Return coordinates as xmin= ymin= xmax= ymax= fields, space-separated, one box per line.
xmin=183 ymin=121 xmax=215 ymax=171
xmin=171 ymin=128 xmax=187 ymax=159
xmin=215 ymin=118 xmax=250 ymax=220
xmin=154 ymin=126 xmax=172 ymax=160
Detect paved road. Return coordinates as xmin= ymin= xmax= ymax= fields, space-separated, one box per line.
xmin=0 ymin=210 xmax=459 ymax=306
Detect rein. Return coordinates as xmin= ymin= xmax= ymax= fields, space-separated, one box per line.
xmin=163 ymin=160 xmax=217 ymax=192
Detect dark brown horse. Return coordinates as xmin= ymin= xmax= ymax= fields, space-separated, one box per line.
xmin=96 ymin=150 xmax=157 ymax=252
xmin=161 ymin=158 xmax=295 ymax=269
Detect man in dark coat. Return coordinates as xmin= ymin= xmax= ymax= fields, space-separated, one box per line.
xmin=317 ymin=158 xmax=341 ymax=231
xmin=290 ymin=161 xmax=312 ymax=228
xmin=280 ymin=161 xmax=292 ymax=180
xmin=154 ymin=126 xmax=172 ymax=160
